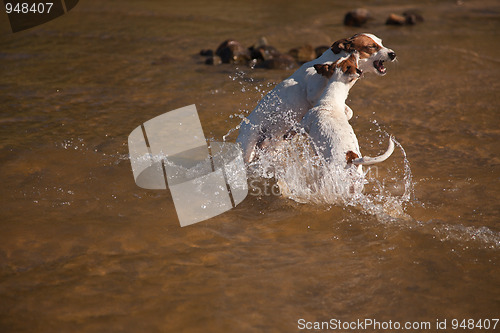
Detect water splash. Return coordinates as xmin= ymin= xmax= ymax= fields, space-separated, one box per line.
xmin=222 ymin=68 xmax=415 ymax=219
xmin=245 ymin=131 xmax=414 ymax=222
xmin=430 ymin=222 xmax=500 ymax=249
xmin=223 ymin=69 xmax=278 ymax=142
xmin=224 ymin=94 xmax=499 ymax=249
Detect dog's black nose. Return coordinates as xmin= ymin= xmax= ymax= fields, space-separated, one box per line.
xmin=388 ymin=52 xmax=396 ymax=61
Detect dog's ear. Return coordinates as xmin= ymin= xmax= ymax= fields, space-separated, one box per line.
xmin=343 ymin=53 xmax=361 ymax=75
xmin=331 ymin=38 xmax=351 ymax=54
xmin=335 ymin=52 xmax=362 ymax=77
xmin=314 ymin=64 xmax=333 ymax=78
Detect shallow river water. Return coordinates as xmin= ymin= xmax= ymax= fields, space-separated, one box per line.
xmin=0 ymin=0 xmax=499 ymax=332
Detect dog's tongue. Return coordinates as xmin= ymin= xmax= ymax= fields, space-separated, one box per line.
xmin=374 ymin=60 xmax=386 ymax=74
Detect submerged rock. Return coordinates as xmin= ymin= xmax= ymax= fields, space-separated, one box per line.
xmin=288 ymin=44 xmax=316 ymax=63
xmin=315 ymin=45 xmax=330 ymax=58
xmin=215 ymin=39 xmax=251 ymax=64
xmin=205 ymin=56 xmax=222 ymax=65
xmin=386 ymin=13 xmax=406 ymax=25
xmin=386 ymin=10 xmax=424 ymax=26
xmin=249 ymin=45 xmax=281 ymax=61
xmin=403 ymin=10 xmax=424 ymax=25
xmin=344 ymin=8 xmax=372 ymax=27
xmin=258 ymin=54 xmax=297 ymax=70
xmin=199 ymin=49 xmax=214 ymax=57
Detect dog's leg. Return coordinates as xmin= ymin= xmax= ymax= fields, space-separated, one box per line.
xmin=237 ymin=131 xmax=260 ymax=163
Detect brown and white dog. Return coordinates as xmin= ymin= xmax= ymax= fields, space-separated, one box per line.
xmin=300 ymin=52 xmax=394 ymax=193
xmin=236 ymin=33 xmax=396 ymax=163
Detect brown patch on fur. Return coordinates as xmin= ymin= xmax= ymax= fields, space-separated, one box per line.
xmin=314 ymin=53 xmax=360 ymax=78
xmin=346 ymin=150 xmax=359 ymax=164
xmin=313 ymin=63 xmax=334 ymax=78
xmin=331 ymin=34 xmax=381 ymax=59
xmin=337 ymin=53 xmax=359 ymax=75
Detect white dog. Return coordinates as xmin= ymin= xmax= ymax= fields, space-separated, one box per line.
xmin=237 ymin=33 xmax=396 ymax=163
xmin=300 ymin=53 xmax=394 ymax=191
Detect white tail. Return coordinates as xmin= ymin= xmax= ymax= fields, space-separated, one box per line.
xmin=353 ymin=137 xmax=395 ymax=166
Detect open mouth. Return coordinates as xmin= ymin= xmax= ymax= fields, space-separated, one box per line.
xmin=373 ymin=60 xmax=387 ymax=75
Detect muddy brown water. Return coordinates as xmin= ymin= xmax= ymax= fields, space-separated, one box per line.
xmin=0 ymin=0 xmax=499 ymax=332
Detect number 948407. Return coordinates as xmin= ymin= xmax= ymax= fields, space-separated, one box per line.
xmin=6 ymin=2 xmax=54 ymax=14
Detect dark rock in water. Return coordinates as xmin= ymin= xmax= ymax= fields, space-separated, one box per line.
xmin=403 ymin=10 xmax=424 ymax=25
xmin=258 ymin=54 xmax=297 ymax=70
xmin=254 ymin=36 xmax=269 ymax=48
xmin=249 ymin=45 xmax=280 ymax=61
xmin=288 ymin=44 xmax=316 ymax=63
xmin=249 ymin=36 xmax=280 ymax=62
xmin=386 ymin=11 xmax=424 ymax=26
xmin=215 ymin=39 xmax=251 ymax=64
xmin=344 ymin=8 xmax=372 ymax=27
xmin=203 ymin=37 xmax=299 ymax=70
xmin=199 ymin=49 xmax=214 ymax=57
xmin=386 ymin=13 xmax=406 ymax=25
xmin=315 ymin=45 xmax=330 ymax=58
xmin=205 ymin=56 xmax=222 ymax=65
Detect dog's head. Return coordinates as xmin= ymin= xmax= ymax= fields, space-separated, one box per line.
xmin=313 ymin=53 xmax=362 ymax=84
xmin=331 ymin=33 xmax=396 ymax=76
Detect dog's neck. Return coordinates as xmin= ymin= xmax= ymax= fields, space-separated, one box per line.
xmin=315 ymin=77 xmax=352 ymax=113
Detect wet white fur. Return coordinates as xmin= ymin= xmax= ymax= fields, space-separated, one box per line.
xmin=301 ymin=54 xmax=395 ymax=184
xmin=300 ymin=55 xmax=364 ymax=177
xmin=236 ymin=33 xmax=395 ymax=163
